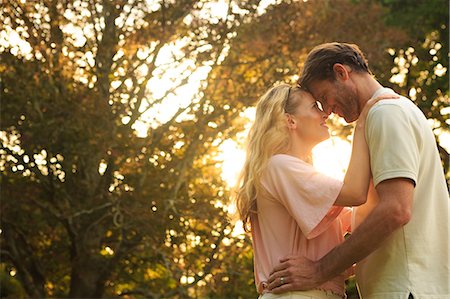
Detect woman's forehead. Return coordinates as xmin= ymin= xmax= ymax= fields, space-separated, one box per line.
xmin=294 ymin=89 xmax=315 ymax=104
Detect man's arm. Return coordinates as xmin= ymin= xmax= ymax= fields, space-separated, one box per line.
xmin=267 ymin=178 xmax=414 ymax=292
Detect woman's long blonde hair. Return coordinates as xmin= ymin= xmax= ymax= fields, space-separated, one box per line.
xmin=235 ymin=84 xmax=303 ymax=231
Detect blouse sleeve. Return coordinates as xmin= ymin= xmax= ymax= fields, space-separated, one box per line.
xmin=261 ymin=155 xmax=343 ymax=239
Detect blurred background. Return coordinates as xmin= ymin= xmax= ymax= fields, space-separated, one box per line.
xmin=1 ymin=0 xmax=448 ymax=298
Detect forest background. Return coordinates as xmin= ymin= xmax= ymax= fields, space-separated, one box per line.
xmin=1 ymin=0 xmax=449 ymax=298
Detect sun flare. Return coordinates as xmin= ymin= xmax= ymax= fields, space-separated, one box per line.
xmin=217 ymin=134 xmax=352 ymax=188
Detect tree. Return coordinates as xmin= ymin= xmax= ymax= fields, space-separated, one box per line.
xmin=1 ymin=0 xmax=260 ymax=297
xmin=373 ymin=0 xmax=450 ymax=183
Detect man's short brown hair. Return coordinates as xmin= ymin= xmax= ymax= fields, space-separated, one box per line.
xmin=299 ymin=42 xmax=372 ymax=91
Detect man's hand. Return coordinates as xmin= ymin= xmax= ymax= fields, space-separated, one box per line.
xmin=267 ymin=255 xmax=323 ymax=293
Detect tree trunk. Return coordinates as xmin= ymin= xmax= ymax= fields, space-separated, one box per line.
xmin=69 ymin=254 xmax=106 ymax=298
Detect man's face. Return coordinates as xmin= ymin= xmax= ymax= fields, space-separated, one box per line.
xmin=308 ymin=79 xmax=361 ymax=123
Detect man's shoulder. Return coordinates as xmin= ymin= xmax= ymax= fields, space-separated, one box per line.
xmin=369 ymin=96 xmax=419 ymax=118
xmin=373 ymin=95 xmax=413 ymax=108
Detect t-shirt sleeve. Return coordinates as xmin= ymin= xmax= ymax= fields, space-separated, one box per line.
xmin=366 ymin=103 xmax=419 ymax=187
xmin=261 ymin=155 xmax=343 ymax=239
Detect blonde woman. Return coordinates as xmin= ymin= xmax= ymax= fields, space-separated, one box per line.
xmin=235 ymin=84 xmax=395 ymax=299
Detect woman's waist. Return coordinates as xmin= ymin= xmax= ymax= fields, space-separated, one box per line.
xmin=257 ymin=273 xmax=346 ymax=296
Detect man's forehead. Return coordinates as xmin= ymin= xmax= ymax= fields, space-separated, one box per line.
xmin=312 ymin=80 xmax=334 ymax=94
xmin=309 ymin=79 xmax=330 ymax=89
xmin=307 ymin=82 xmax=325 ymax=97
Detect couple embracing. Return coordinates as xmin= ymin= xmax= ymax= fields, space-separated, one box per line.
xmin=235 ymin=42 xmax=449 ymax=299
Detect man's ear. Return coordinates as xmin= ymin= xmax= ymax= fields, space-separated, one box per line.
xmin=285 ymin=113 xmax=296 ymax=129
xmin=332 ymin=63 xmax=351 ymax=81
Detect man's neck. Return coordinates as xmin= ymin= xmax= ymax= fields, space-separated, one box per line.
xmin=355 ymin=74 xmax=383 ymax=104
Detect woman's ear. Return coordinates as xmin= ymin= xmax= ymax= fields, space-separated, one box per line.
xmin=332 ymin=63 xmax=350 ymax=81
xmin=285 ymin=113 xmax=296 ymax=129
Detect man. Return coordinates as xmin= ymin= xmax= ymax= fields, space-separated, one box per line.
xmin=267 ymin=42 xmax=449 ymax=298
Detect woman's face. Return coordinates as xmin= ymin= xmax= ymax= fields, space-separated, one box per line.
xmin=288 ymin=91 xmax=330 ymax=145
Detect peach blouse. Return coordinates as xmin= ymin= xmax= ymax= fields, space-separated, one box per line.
xmin=251 ymin=154 xmax=351 ymax=296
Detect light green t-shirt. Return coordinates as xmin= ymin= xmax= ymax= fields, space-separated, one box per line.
xmin=355 ymin=88 xmax=450 ymax=299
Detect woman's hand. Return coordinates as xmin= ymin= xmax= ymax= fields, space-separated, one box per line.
xmin=358 ymin=94 xmax=400 ymax=127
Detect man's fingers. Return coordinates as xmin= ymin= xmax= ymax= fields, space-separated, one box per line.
xmin=267 ymin=270 xmax=289 ymax=283
xmin=267 ymin=272 xmax=290 ymax=291
xmin=267 ymin=269 xmax=289 ymax=285
xmin=269 ymin=261 xmax=289 ymax=275
xmin=279 ymin=255 xmax=296 ymax=263
xmin=269 ymin=255 xmax=298 ymax=275
xmin=270 ymin=283 xmax=293 ymax=294
xmin=270 ymin=280 xmax=309 ymax=294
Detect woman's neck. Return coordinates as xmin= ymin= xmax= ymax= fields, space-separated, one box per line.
xmin=285 ymin=142 xmax=313 ymax=163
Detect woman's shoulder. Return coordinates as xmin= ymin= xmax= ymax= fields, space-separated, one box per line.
xmin=267 ymin=154 xmax=311 ymax=173
xmin=270 ymin=154 xmax=309 ymax=164
xmin=268 ymin=154 xmax=293 ymax=167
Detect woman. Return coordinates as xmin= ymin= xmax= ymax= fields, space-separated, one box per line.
xmin=235 ymin=84 xmax=392 ymax=298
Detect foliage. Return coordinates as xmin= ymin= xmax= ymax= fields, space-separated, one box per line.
xmin=1 ymin=0 xmax=260 ymax=297
xmin=373 ymin=0 xmax=450 ymax=182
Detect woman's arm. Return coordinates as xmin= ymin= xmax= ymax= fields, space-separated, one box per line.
xmin=334 ymin=94 xmax=399 ymax=206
